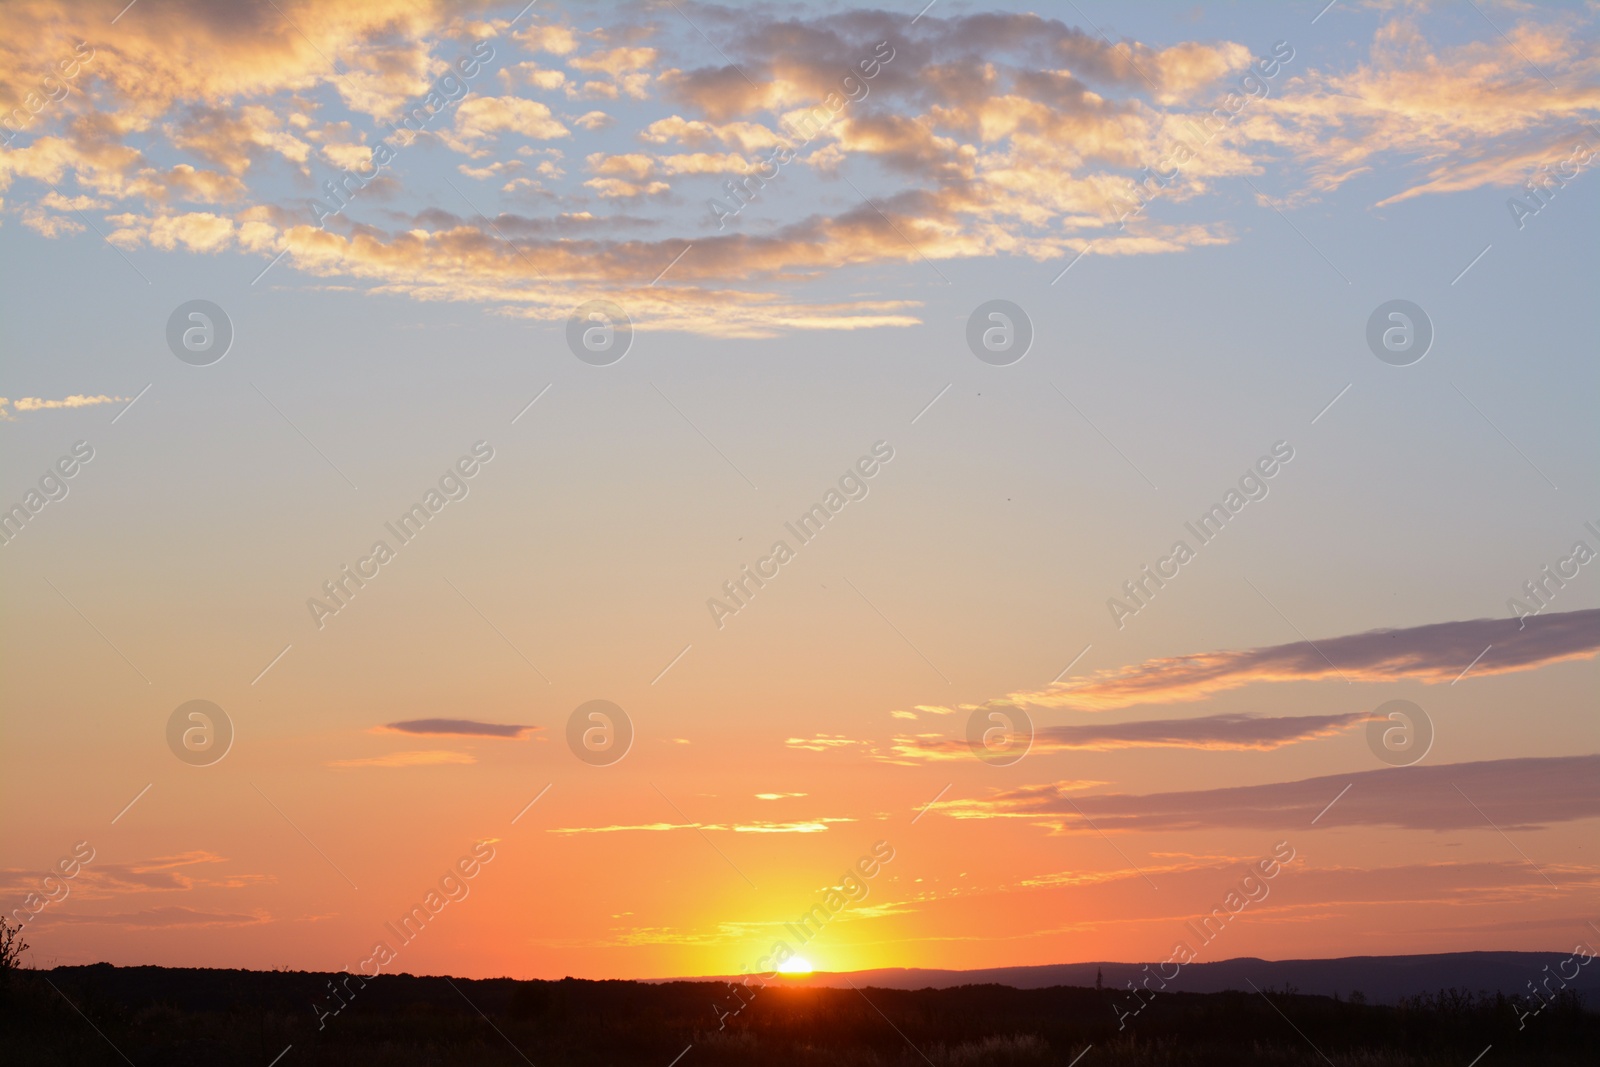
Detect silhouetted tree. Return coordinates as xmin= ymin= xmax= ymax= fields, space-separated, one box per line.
xmin=0 ymin=917 xmax=27 ymax=974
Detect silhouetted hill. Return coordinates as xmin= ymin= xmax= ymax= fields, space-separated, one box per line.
xmin=3 ymin=955 xmax=1593 ymax=1064
xmin=665 ymin=950 xmax=1600 ymax=1004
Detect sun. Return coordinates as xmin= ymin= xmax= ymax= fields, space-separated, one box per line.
xmin=777 ymin=956 xmax=813 ymax=975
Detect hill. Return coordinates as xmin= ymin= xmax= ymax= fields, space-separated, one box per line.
xmin=663 ymin=950 xmax=1600 ymax=1004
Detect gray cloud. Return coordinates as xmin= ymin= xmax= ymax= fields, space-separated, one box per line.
xmin=381 ymin=718 xmax=537 ymax=738
xmin=1003 ymin=608 xmax=1600 ymax=711
xmin=939 ymin=755 xmax=1600 ymax=833
xmin=39 ymin=906 xmax=268 ymax=928
xmin=889 ymin=712 xmax=1367 ymax=759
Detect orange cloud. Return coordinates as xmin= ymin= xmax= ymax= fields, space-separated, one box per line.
xmin=1 ymin=392 xmax=129 ymax=419
xmin=450 ymin=95 xmax=569 ymax=145
xmin=785 ymin=734 xmax=867 ymax=752
xmin=551 ymin=817 xmax=854 ymax=835
xmin=1255 ymin=15 xmax=1600 ymax=205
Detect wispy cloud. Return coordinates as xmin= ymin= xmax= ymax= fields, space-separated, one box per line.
xmin=379 ymin=718 xmax=538 ymax=738
xmin=550 ymin=821 xmax=696 ymax=835
xmin=0 ymin=851 xmax=264 ymax=900
xmin=934 ymin=755 xmax=1600 ymax=833
xmin=785 ymin=734 xmax=868 ymax=751
xmin=40 ymin=906 xmax=270 ymax=928
xmin=551 ymin=817 xmax=855 ymax=835
xmin=886 ymin=711 xmax=1368 ymax=761
xmin=999 ymin=609 xmax=1600 ymax=713
xmin=0 ymin=394 xmax=130 ymax=420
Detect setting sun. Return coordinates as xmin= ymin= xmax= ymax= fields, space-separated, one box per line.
xmin=777 ymin=957 xmax=814 ymax=975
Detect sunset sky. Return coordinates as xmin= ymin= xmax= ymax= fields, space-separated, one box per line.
xmin=1 ymin=0 xmax=1597 ymax=983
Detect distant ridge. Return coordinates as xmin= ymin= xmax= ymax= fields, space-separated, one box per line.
xmin=651 ymin=950 xmax=1600 ymax=1004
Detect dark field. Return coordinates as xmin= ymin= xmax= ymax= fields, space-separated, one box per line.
xmin=3 ymin=965 xmax=1595 ymax=1065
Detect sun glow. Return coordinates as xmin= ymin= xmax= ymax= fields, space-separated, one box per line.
xmin=777 ymin=956 xmax=813 ymax=975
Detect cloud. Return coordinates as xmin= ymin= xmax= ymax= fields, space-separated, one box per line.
xmin=0 ymin=0 xmax=1247 ymax=330
xmin=0 ymin=851 xmax=270 ymax=902
xmin=326 ymin=749 xmax=476 ymax=768
xmin=167 ymin=105 xmax=312 ymax=175
xmin=584 ymin=176 xmax=670 ymax=198
xmin=785 ymin=734 xmax=868 ymax=751
xmin=3 ymin=3 xmax=1595 ymax=336
xmin=567 ymin=45 xmax=658 ymax=99
xmin=934 ymin=755 xmax=1600 ymax=833
xmin=658 ymin=9 xmax=1248 ymax=120
xmin=501 ymin=62 xmax=567 ymax=92
xmin=1254 ymin=16 xmax=1600 ymax=205
xmin=571 ymin=109 xmax=613 ymax=130
xmin=551 ymin=817 xmax=854 ymax=835
xmin=105 ymin=209 xmax=235 ymax=252
xmin=732 ymin=819 xmax=854 ymax=834
xmin=449 ymin=96 xmax=570 ymax=147
xmin=945 ymin=857 xmax=1599 ymax=936
xmin=0 ymin=393 xmax=129 ymax=420
xmin=0 ymin=0 xmax=457 ymax=135
xmin=570 ymin=46 xmax=658 ymax=77
xmin=887 ymin=712 xmax=1368 ymax=761
xmin=39 ymin=906 xmax=269 ymax=928
xmin=1002 ymin=609 xmax=1600 ymax=712
xmin=755 ymin=792 xmax=808 ymax=800
xmin=642 ymin=116 xmax=784 ymax=152
xmin=550 ymin=821 xmax=696 ymax=835
xmin=379 ymin=718 xmax=538 ymax=738
xmin=514 ymin=22 xmax=580 ymax=57
xmin=20 ymin=207 xmax=87 ymax=237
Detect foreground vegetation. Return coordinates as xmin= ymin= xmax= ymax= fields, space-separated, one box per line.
xmin=2 ymin=964 xmax=1593 ymax=1065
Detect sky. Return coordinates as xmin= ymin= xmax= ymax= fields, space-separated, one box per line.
xmin=1 ymin=0 xmax=1597 ymax=984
